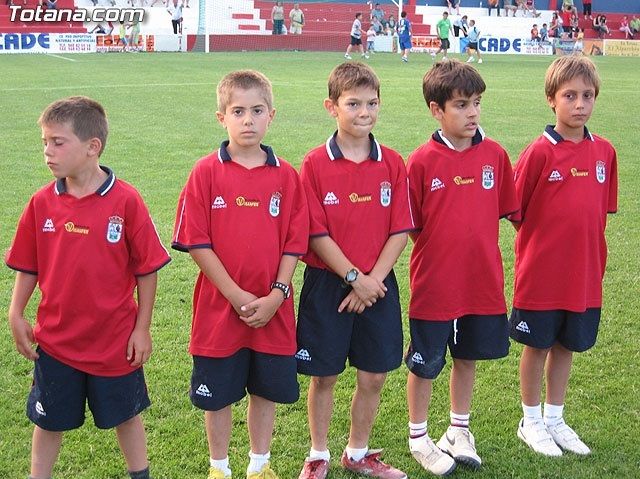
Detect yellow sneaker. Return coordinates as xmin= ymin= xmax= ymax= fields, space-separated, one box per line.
xmin=209 ymin=466 xmax=232 ymax=479
xmin=246 ymin=462 xmax=279 ymax=479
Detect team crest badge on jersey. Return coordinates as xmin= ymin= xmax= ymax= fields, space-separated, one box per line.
xmin=107 ymin=216 xmax=124 ymax=244
xmin=380 ymin=181 xmax=391 ymax=207
xmin=269 ymin=192 xmax=282 ymax=217
xmin=596 ymin=161 xmax=606 ymax=184
xmin=482 ymin=165 xmax=495 ymax=190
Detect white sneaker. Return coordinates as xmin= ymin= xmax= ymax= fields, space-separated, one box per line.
xmin=436 ymin=426 xmax=481 ymax=469
xmin=364 ymin=54 xmax=370 ymax=59
xmin=466 ymin=57 xmax=475 ymax=63
xmin=410 ymin=437 xmax=456 ymax=476
xmin=547 ymin=420 xmax=591 ymax=455
xmin=402 ymin=56 xmax=408 ymax=62
xmin=344 ymin=54 xmax=352 ymax=59
xmin=430 ymin=52 xmax=436 ymax=59
xmin=517 ymin=418 xmax=563 ymax=457
xmin=478 ymin=59 xmax=483 ymax=63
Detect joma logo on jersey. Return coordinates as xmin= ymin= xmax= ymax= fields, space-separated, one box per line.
xmin=570 ymin=168 xmax=589 ymax=177
xmin=64 ymin=222 xmax=89 ymax=235
xmin=453 ymin=176 xmax=474 ymax=186
xmin=236 ymin=196 xmax=260 ymax=207
xmin=349 ymin=193 xmax=372 ymax=203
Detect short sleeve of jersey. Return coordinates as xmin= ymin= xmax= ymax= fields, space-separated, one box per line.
xmin=283 ymin=164 xmax=310 ymax=256
xmin=406 ymin=149 xmax=426 ymax=231
xmin=497 ymin=148 xmax=519 ymax=219
xmin=125 ymin=189 xmax=171 ymax=276
xmin=608 ymin=148 xmax=618 ymax=213
xmin=5 ymin=196 xmax=38 ymax=274
xmin=387 ymin=150 xmax=415 ymax=235
xmin=300 ymin=154 xmax=329 ymax=238
xmin=510 ymin=143 xmax=545 ymax=223
xmin=172 ymin=158 xmax=213 ymax=251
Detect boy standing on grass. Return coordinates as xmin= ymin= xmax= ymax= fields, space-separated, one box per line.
xmin=405 ymin=60 xmax=518 ymax=476
xmin=431 ymin=11 xmax=452 ymax=61
xmin=345 ymin=12 xmax=369 ymax=60
xmin=6 ymin=96 xmax=170 ymax=479
xmin=296 ymin=61 xmax=413 ymax=479
xmin=172 ymin=70 xmax=309 ymax=479
xmin=509 ymin=56 xmax=618 ymax=457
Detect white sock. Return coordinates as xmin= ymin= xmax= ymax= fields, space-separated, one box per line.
xmin=544 ymin=403 xmax=564 ymax=427
xmin=522 ymin=403 xmax=543 ymax=426
xmin=309 ymin=448 xmax=330 ymax=461
xmin=247 ymin=451 xmax=270 ymax=474
xmin=409 ymin=421 xmax=428 ymax=451
xmin=210 ymin=457 xmax=231 ymax=476
xmin=345 ymin=446 xmax=368 ymax=462
xmin=450 ymin=411 xmax=470 ymax=429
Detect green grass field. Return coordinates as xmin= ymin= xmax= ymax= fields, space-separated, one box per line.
xmin=0 ymin=51 xmax=639 ymax=479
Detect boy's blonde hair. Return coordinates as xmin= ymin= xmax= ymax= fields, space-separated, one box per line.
xmin=545 ymin=55 xmax=600 ymax=101
xmin=216 ymin=70 xmax=274 ymax=112
xmin=422 ymin=59 xmax=486 ymax=109
xmin=38 ymin=96 xmax=108 ymax=156
xmin=327 ymin=61 xmax=380 ymax=103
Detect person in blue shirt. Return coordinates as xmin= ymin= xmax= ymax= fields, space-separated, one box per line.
xmin=465 ymin=19 xmax=483 ymax=64
xmin=398 ymin=10 xmax=412 ymax=62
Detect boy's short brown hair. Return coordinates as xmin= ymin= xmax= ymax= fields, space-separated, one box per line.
xmin=422 ymin=59 xmax=486 ymax=109
xmin=545 ymin=55 xmax=600 ymax=101
xmin=327 ymin=61 xmax=380 ymax=103
xmin=216 ymin=70 xmax=273 ymax=112
xmin=38 ymin=96 xmax=108 ymax=156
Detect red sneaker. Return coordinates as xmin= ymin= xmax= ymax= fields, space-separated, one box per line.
xmin=340 ymin=450 xmax=407 ymax=479
xmin=298 ymin=458 xmax=329 ymax=479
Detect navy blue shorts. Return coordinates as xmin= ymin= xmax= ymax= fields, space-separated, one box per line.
xmin=296 ymin=266 xmax=403 ymax=376
xmin=350 ymin=35 xmax=362 ymax=46
xmin=405 ymin=315 xmax=509 ymax=379
xmin=190 ymin=348 xmax=299 ymax=411
xmin=27 ymin=348 xmax=150 ymax=431
xmin=439 ymin=38 xmax=450 ymax=49
xmin=509 ymin=308 xmax=601 ymax=352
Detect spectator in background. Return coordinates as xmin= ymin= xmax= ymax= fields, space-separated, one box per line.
xmin=398 ymin=10 xmax=412 ymax=61
xmin=630 ymin=15 xmax=640 ymax=36
xmin=573 ymin=27 xmax=584 ymax=53
xmin=465 ymin=19 xmax=482 ymax=63
xmin=561 ymin=5 xmax=572 ymax=37
xmin=447 ymin=0 xmax=460 ymax=16
xmin=168 ymin=0 xmax=182 ymax=34
xmin=503 ymin=0 xmax=518 ymax=17
xmin=523 ymin=0 xmax=540 ymax=18
xmin=549 ymin=11 xmax=562 ymax=38
xmin=432 ymin=11 xmax=453 ymax=61
xmin=570 ymin=12 xmax=579 ymax=38
xmin=487 ymin=0 xmax=501 ymax=17
xmin=289 ymin=3 xmax=305 ymax=34
xmin=619 ymin=15 xmax=634 ymax=39
xmin=592 ymin=14 xmax=609 ymax=38
xmin=372 ymin=16 xmax=384 ymax=35
xmin=386 ymin=14 xmax=397 ymax=35
xmin=582 ymin=0 xmax=592 ymax=20
xmin=272 ymin=1 xmax=285 ymax=35
xmin=562 ymin=0 xmax=577 ymax=17
xmin=531 ymin=23 xmax=541 ymax=42
xmin=345 ymin=12 xmax=368 ymax=59
xmin=540 ymin=23 xmax=548 ymax=41
xmin=371 ymin=3 xmax=385 ymax=24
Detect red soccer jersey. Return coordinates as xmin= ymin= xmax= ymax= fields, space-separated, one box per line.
xmin=301 ymin=133 xmax=414 ymax=273
xmin=172 ymin=142 xmax=309 ymax=358
xmin=407 ymin=130 xmax=518 ymax=321
xmin=510 ymin=126 xmax=618 ymax=312
xmin=5 ymin=167 xmax=171 ymax=376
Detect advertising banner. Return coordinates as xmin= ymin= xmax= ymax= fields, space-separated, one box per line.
xmin=0 ymin=33 xmax=98 ymax=53
xmin=604 ymin=40 xmax=640 ymax=57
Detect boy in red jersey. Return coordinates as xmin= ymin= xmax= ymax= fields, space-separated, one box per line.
xmin=6 ymin=96 xmax=170 ymax=479
xmin=296 ymin=62 xmax=413 ymax=479
xmin=172 ymin=70 xmax=309 ymax=479
xmin=405 ymin=60 xmax=518 ymax=476
xmin=509 ymin=56 xmax=617 ymax=457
